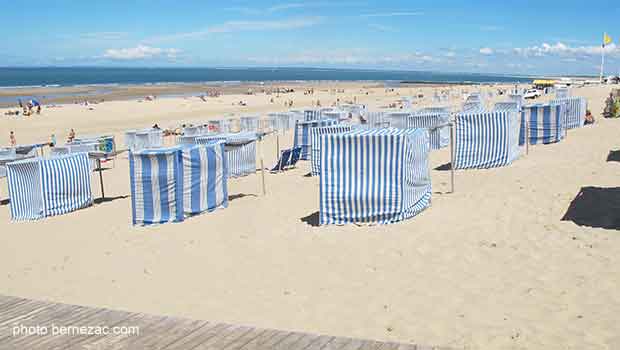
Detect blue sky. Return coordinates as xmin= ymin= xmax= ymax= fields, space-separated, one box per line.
xmin=1 ymin=0 xmax=619 ymax=75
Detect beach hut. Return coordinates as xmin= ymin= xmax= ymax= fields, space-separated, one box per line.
xmin=294 ymin=119 xmax=338 ymax=160
xmin=129 ymin=142 xmax=228 ymax=226
xmin=310 ymin=125 xmax=354 ymax=176
xmin=520 ymin=103 xmax=567 ymax=145
xmin=195 ymin=132 xmax=257 ymax=178
xmin=6 ymin=153 xmax=93 ymax=221
xmin=453 ymin=110 xmax=522 ymax=169
xmin=319 ymin=128 xmax=432 ymax=225
xmin=551 ymin=96 xmax=587 ymax=129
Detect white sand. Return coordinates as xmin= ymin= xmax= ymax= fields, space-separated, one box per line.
xmin=1 ymin=83 xmax=619 ymax=349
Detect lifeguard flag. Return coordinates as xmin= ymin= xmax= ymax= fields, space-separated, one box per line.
xmin=604 ymin=33 xmax=612 ymax=46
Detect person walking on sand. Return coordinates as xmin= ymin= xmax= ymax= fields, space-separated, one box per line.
xmin=9 ymin=131 xmax=16 ymax=146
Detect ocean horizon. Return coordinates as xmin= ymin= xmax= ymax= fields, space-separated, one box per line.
xmin=0 ymin=67 xmax=536 ymax=88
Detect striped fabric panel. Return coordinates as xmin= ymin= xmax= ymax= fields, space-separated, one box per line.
xmin=130 ymin=148 xmax=183 ymax=226
xmin=462 ymin=102 xmax=484 ymax=113
xmin=420 ymin=107 xmax=450 ymax=114
xmin=0 ymin=148 xmax=17 ymax=178
xmin=310 ymin=125 xmax=353 ymax=176
xmin=294 ymin=119 xmax=338 ymax=160
xmin=39 ymin=153 xmax=93 ymax=218
xmin=521 ymin=103 xmax=567 ymax=145
xmin=304 ymin=110 xmax=321 ymax=122
xmin=454 ymin=111 xmax=521 ymax=169
xmin=556 ymin=88 xmax=569 ymax=99
xmin=493 ymin=102 xmax=520 ymax=112
xmin=364 ymin=111 xmax=388 ymax=128
xmin=551 ymin=97 xmax=587 ymax=129
xmin=240 ymin=116 xmax=259 ymax=131
xmin=195 ymin=133 xmax=257 ymax=178
xmin=319 ymin=128 xmax=431 ymax=225
xmin=181 ymin=142 xmax=228 ymax=215
xmin=6 ymin=159 xmax=45 ymax=221
xmin=404 ymin=113 xmax=450 ymax=150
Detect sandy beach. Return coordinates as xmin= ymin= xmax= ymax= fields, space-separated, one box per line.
xmin=1 ymin=82 xmax=619 ymax=349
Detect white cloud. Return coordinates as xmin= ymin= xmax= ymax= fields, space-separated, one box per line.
xmin=479 ymin=47 xmax=494 ymax=55
xmin=513 ymin=42 xmax=618 ymax=57
xmin=247 ymin=51 xmax=441 ymax=66
xmin=102 ymin=45 xmax=179 ymax=60
xmin=360 ymin=12 xmax=423 ymax=18
xmin=147 ymin=17 xmax=322 ymax=42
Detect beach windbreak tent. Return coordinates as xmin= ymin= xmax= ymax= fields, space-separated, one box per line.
xmin=520 ymin=103 xmax=567 ymax=145
xmin=319 ymin=128 xmax=432 ymax=225
xmin=551 ymin=97 xmax=587 ymax=129
xmin=310 ymin=125 xmax=354 ymax=176
xmin=294 ymin=119 xmax=338 ymax=160
xmin=195 ymin=132 xmax=257 ymax=178
xmin=454 ymin=110 xmax=522 ymax=169
xmin=390 ymin=112 xmax=451 ymax=150
xmin=6 ymin=153 xmax=93 ymax=221
xmin=129 ymin=143 xmax=228 ymax=226
xmin=493 ymin=102 xmax=520 ymax=112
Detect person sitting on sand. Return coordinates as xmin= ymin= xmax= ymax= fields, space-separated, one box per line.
xmin=22 ymin=107 xmax=30 ymax=116
xmin=9 ymin=131 xmax=16 ymax=146
xmin=585 ymin=110 xmax=595 ymax=125
xmin=152 ymin=124 xmax=160 ymax=130
xmin=50 ymin=134 xmax=57 ymax=147
xmin=67 ymin=129 xmax=76 ymax=143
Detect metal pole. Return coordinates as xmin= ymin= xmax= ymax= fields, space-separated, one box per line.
xmin=276 ymin=134 xmax=280 ymax=159
xmin=97 ymin=159 xmax=105 ymax=200
xmin=450 ymin=122 xmax=455 ymax=194
xmin=525 ymin=119 xmax=529 ymax=155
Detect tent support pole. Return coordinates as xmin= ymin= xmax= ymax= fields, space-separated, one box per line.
xmin=97 ymin=159 xmax=105 ymax=200
xmin=450 ymin=122 xmax=455 ymax=194
xmin=525 ymin=119 xmax=529 ymax=155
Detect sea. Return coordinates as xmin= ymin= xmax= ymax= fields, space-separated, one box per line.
xmin=0 ymin=67 xmax=532 ymax=88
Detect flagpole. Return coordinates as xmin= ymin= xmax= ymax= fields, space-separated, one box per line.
xmin=601 ymin=33 xmax=606 ymax=83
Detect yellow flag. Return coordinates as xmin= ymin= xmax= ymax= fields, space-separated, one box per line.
xmin=604 ymin=33 xmax=612 ymax=46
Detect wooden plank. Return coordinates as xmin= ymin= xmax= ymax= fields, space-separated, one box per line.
xmin=163 ymin=322 xmax=231 ymax=350
xmin=290 ymin=334 xmax=327 ymax=350
xmin=320 ymin=336 xmax=353 ymax=350
xmin=121 ymin=318 xmax=208 ymax=350
xmin=340 ymin=338 xmax=366 ymax=350
xmin=267 ymin=331 xmax=306 ymax=350
xmin=0 ymin=300 xmax=49 ymax=323
xmin=222 ymin=327 xmax=268 ymax=350
xmin=236 ymin=329 xmax=290 ymax=350
xmin=78 ymin=313 xmax=167 ymax=350
xmin=192 ymin=325 xmax=254 ymax=350
xmin=60 ymin=310 xmax=145 ymax=350
xmin=357 ymin=340 xmax=384 ymax=350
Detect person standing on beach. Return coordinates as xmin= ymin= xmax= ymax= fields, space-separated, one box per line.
xmin=9 ymin=131 xmax=16 ymax=146
xmin=67 ymin=129 xmax=75 ymax=143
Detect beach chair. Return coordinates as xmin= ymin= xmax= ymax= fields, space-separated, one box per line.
xmin=271 ymin=148 xmax=293 ymax=173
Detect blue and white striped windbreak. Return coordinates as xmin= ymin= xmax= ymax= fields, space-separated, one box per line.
xmin=310 ymin=125 xmax=353 ymax=176
xmin=520 ymin=103 xmax=567 ymax=145
xmin=126 ymin=129 xmax=164 ymax=151
xmin=129 ymin=142 xmax=228 ymax=226
xmin=7 ymin=153 xmax=93 ymax=221
xmin=195 ymin=132 xmax=257 ymax=178
xmin=304 ymin=109 xmax=322 ymax=121
xmin=556 ymin=88 xmax=570 ymax=99
xmin=420 ymin=107 xmax=450 ymax=114
xmin=402 ymin=112 xmax=451 ymax=150
xmin=551 ymin=96 xmax=587 ymax=129
xmin=462 ymin=101 xmax=484 ymax=113
xmin=364 ymin=111 xmax=389 ymax=128
xmin=240 ymin=116 xmax=259 ymax=132
xmin=293 ymin=119 xmax=338 ymax=160
xmin=0 ymin=148 xmax=17 ymax=178
xmin=454 ymin=111 xmax=522 ymax=169
xmin=508 ymin=94 xmax=524 ymax=109
xmin=319 ymin=128 xmax=432 ymax=225
xmin=493 ymin=102 xmax=520 ymax=112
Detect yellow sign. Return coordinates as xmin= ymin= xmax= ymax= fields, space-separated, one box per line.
xmin=604 ymin=33 xmax=613 ymax=46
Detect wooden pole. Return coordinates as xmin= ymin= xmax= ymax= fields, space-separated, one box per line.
xmin=97 ymin=159 xmax=105 ymax=200
xmin=450 ymin=122 xmax=455 ymax=194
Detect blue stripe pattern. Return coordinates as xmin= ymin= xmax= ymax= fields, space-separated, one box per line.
xmin=551 ymin=97 xmax=587 ymax=129
xmin=240 ymin=116 xmax=259 ymax=132
xmin=7 ymin=153 xmax=93 ymax=221
xmin=520 ymin=103 xmax=566 ymax=145
xmin=319 ymin=128 xmax=431 ymax=225
xmin=310 ymin=125 xmax=353 ymax=176
xmin=493 ymin=102 xmax=520 ymax=112
xmin=402 ymin=112 xmax=450 ymax=150
xmin=195 ymin=133 xmax=257 ymax=178
xmin=293 ymin=119 xmax=338 ymax=160
xmin=454 ymin=111 xmax=522 ymax=169
xmin=129 ymin=142 xmax=228 ymax=226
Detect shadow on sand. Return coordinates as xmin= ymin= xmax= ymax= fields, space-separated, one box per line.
xmin=607 ymin=150 xmax=620 ymax=162
xmin=300 ymin=211 xmax=320 ymax=227
xmin=561 ymin=186 xmax=620 ymax=230
xmin=434 ymin=162 xmax=452 ymax=171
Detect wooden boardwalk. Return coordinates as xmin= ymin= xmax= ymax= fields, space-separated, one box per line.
xmin=0 ymin=295 xmax=453 ymax=350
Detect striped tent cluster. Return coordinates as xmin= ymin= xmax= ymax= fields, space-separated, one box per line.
xmin=0 ymin=148 xmax=17 ymax=178
xmin=304 ymin=109 xmax=322 ymax=121
xmin=195 ymin=132 xmax=257 ymax=178
xmin=310 ymin=125 xmax=354 ymax=176
xmin=508 ymin=94 xmax=524 ymax=109
xmin=462 ymin=101 xmax=484 ymax=113
xmin=520 ymin=103 xmax=567 ymax=145
xmin=294 ymin=119 xmax=338 ymax=160
xmin=208 ymin=119 xmax=232 ymax=133
xmin=319 ymin=128 xmax=432 ymax=225
xmin=401 ymin=112 xmax=450 ymax=150
xmin=125 ymin=129 xmax=164 ymax=151
xmin=129 ymin=142 xmax=228 ymax=226
xmin=267 ymin=112 xmax=296 ymax=131
xmin=556 ymin=88 xmax=570 ymax=99
xmin=454 ymin=110 xmax=522 ymax=169
xmin=551 ymin=97 xmax=587 ymax=129
xmin=72 ymin=135 xmax=116 ymax=153
xmin=364 ymin=111 xmax=389 ymax=128
xmin=240 ymin=116 xmax=259 ymax=132
xmin=493 ymin=102 xmax=520 ymax=112
xmin=6 ymin=153 xmax=93 ymax=221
